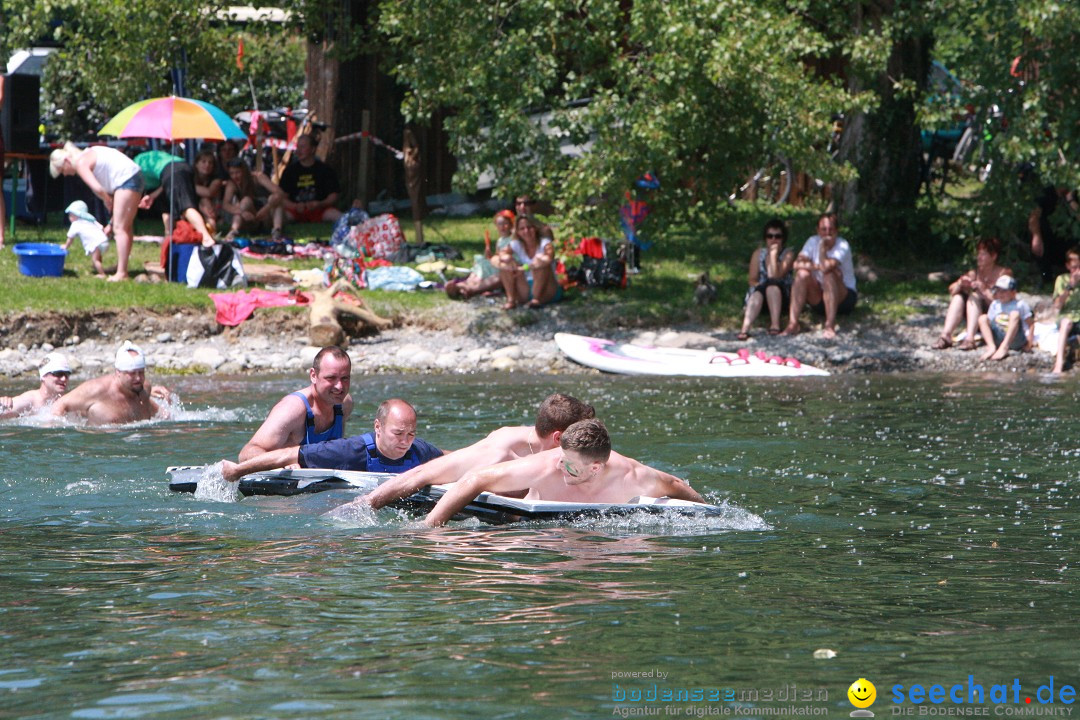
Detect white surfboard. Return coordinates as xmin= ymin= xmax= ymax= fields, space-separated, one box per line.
xmin=554 ymin=332 xmax=830 ymax=377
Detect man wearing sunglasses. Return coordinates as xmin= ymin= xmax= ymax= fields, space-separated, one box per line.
xmin=352 ymin=393 xmax=595 ymax=511
xmin=422 ymin=419 xmax=703 ymax=527
xmin=0 ymin=353 xmax=73 ymax=419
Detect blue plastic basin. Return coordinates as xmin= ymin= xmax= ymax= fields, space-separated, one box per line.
xmin=13 ymin=243 xmax=67 ymax=278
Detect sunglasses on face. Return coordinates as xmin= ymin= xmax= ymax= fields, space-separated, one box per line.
xmin=765 ymin=232 xmax=784 ymax=239
xmin=562 ymin=458 xmax=583 ymax=477
xmin=48 ymin=372 xmax=71 ymax=378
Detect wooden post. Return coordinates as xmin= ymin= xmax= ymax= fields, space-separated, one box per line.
xmin=358 ymin=110 xmax=370 ymax=206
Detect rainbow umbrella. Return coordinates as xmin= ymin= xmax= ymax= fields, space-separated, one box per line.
xmin=99 ymin=96 xmax=245 ymax=141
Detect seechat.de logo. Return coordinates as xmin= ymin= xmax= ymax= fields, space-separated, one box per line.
xmin=848 ymin=678 xmax=877 ymax=717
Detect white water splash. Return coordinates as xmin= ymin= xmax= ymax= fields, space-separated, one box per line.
xmin=323 ymin=498 xmax=380 ymax=526
xmin=194 ymin=462 xmax=242 ymax=503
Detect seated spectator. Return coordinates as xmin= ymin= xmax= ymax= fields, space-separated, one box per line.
xmin=781 ymin=213 xmax=857 ymax=339
xmin=499 ymin=215 xmax=561 ymax=310
xmin=1051 ymin=246 xmax=1080 ymax=374
xmin=446 ymin=210 xmax=524 ymax=299
xmin=221 ymin=159 xmax=284 ymax=241
xmin=977 ymin=275 xmax=1033 ymax=361
xmin=932 ymin=237 xmax=1012 ymax=351
xmin=278 ymin=134 xmax=343 ymax=226
xmin=193 ymin=149 xmax=223 ymax=232
xmin=216 ymin=140 xmax=241 ymax=180
xmin=515 ymin=195 xmax=554 ymax=242
xmin=738 ymin=219 xmax=795 ymax=340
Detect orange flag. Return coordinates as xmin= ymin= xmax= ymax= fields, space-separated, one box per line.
xmin=236 ymin=37 xmax=245 ymax=71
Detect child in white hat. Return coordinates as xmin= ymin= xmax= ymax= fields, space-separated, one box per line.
xmin=61 ymin=200 xmax=109 ymax=278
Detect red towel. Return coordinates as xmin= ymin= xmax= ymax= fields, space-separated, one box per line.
xmin=208 ymin=288 xmax=311 ymax=327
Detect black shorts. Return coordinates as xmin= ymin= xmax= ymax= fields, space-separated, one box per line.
xmin=811 ymin=288 xmax=858 ymax=315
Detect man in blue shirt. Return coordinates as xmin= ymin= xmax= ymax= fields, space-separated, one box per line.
xmin=222 ymin=398 xmax=442 ymax=481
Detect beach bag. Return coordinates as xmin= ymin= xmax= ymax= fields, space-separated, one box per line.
xmin=574 ymin=256 xmax=627 ymax=289
xmin=187 ymin=244 xmax=247 ymax=289
xmin=351 ymin=213 xmax=405 ymax=260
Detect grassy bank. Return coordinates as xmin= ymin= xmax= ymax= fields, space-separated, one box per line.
xmin=1 ymin=204 xmax=949 ymax=330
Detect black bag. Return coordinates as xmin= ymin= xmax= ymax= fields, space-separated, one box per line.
xmin=573 ymin=256 xmax=626 ymax=288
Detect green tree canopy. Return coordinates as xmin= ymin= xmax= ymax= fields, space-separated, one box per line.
xmin=3 ymin=0 xmax=305 ymax=140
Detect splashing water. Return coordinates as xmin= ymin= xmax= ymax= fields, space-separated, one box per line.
xmin=193 ymin=461 xmax=242 ymax=503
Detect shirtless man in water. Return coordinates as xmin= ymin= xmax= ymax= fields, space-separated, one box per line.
xmin=51 ymin=342 xmax=170 ymax=425
xmin=423 ymin=419 xmax=703 ymax=526
xmin=0 ymin=353 xmax=72 ymax=419
xmin=239 ymin=346 xmax=353 ymax=461
xmin=355 ymin=392 xmax=595 ymax=511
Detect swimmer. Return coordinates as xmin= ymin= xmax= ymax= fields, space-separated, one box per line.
xmin=239 ymin=346 xmax=353 ymax=461
xmin=51 ymin=342 xmax=170 ymax=425
xmin=222 ymin=398 xmax=442 ymax=480
xmin=0 ymin=353 xmax=72 ymax=419
xmin=423 ymin=419 xmax=703 ymax=526
xmin=358 ymin=392 xmax=595 ymax=510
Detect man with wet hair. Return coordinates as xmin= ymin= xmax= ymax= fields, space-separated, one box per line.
xmin=357 ymin=392 xmax=595 ymax=510
xmin=423 ymin=419 xmax=703 ymax=526
xmin=222 ymin=398 xmax=443 ymax=480
xmin=239 ymin=346 xmax=353 ymax=460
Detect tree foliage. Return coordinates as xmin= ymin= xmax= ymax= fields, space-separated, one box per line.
xmin=3 ymin=0 xmax=305 ymax=140
xmin=378 ymin=0 xmax=859 ymax=235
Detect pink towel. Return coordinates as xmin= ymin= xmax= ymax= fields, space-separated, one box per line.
xmin=208 ymin=288 xmax=311 ymax=327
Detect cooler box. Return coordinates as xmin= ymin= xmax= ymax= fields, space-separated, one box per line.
xmin=169 ymin=243 xmax=198 ymax=283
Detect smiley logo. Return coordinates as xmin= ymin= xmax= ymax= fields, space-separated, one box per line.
xmin=848 ymin=678 xmax=876 ymax=709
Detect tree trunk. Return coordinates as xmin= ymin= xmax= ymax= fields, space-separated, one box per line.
xmin=838 ymin=2 xmax=931 ymax=248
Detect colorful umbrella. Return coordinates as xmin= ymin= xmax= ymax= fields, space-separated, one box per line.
xmin=99 ymin=96 xmax=245 ymax=141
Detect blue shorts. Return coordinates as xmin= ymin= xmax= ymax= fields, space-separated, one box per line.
xmin=116 ymin=171 xmax=146 ymax=194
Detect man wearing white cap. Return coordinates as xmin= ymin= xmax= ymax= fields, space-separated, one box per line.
xmin=52 ymin=342 xmax=171 ymax=424
xmin=0 ymin=353 xmax=72 ymax=419
xmin=61 ymin=200 xmax=110 ymax=278
xmin=977 ymin=275 xmax=1034 ymax=361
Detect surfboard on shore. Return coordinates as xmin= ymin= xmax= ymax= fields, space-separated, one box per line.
xmin=166 ymin=466 xmax=729 ymax=525
xmin=554 ymin=332 xmax=830 ymax=377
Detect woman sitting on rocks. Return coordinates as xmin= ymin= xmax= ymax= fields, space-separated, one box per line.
xmin=499 ymin=215 xmax=561 ymax=310
xmin=933 ymin=237 xmax=1013 ymax=351
xmin=738 ymin=218 xmax=795 ymax=340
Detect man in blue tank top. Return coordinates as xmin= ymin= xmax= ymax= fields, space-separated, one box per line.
xmin=239 ymin=346 xmax=353 ymax=461
xmin=222 ymin=398 xmax=442 ymax=480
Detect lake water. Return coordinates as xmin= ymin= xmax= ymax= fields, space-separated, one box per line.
xmin=1 ymin=371 xmax=1077 ymax=719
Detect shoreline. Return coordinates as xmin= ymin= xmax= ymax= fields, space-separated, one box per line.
xmin=0 ymin=292 xmax=1063 ymax=380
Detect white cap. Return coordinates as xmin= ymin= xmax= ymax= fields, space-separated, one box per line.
xmin=993 ymin=275 xmax=1017 ymax=291
xmin=39 ymin=352 xmax=72 ymax=379
xmin=114 ymin=341 xmax=147 ymax=371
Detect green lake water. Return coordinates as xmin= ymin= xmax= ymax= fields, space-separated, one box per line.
xmin=0 ymin=371 xmax=1077 ymax=719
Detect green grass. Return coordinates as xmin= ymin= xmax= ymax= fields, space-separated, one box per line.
xmin=2 ymin=204 xmax=957 ymax=329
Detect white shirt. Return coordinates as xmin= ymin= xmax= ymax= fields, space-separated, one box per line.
xmin=89 ymin=147 xmax=140 ymax=194
xmin=799 ymin=234 xmax=856 ymax=291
